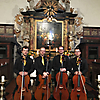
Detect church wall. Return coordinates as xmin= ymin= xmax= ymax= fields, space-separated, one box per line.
xmin=0 ymin=0 xmax=28 ymax=24
xmin=71 ymin=0 xmax=100 ymax=27
xmin=0 ymin=0 xmax=100 ymax=26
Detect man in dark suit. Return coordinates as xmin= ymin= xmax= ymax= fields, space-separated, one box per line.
xmin=14 ymin=46 xmax=34 ymax=76
xmin=70 ymin=47 xmax=88 ymax=96
xmin=52 ymin=46 xmax=70 ymax=74
xmin=52 ymin=46 xmax=70 ymax=100
xmin=52 ymin=46 xmax=70 ymax=89
xmin=70 ymin=47 xmax=88 ymax=76
xmin=13 ymin=46 xmax=34 ymax=99
xmin=35 ymin=47 xmax=51 ymax=85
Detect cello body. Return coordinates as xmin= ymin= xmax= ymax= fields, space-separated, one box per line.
xmin=34 ymin=74 xmax=51 ymax=100
xmin=53 ymin=72 xmax=69 ymax=100
xmin=70 ymin=74 xmax=87 ymax=100
xmin=14 ymin=75 xmax=32 ymax=100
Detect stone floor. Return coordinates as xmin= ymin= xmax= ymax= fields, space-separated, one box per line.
xmin=4 ymin=78 xmax=98 ymax=100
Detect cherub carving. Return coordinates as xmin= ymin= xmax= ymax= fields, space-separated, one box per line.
xmin=59 ymin=0 xmax=70 ymax=11
xmin=28 ymin=0 xmax=41 ymax=11
xmin=65 ymin=0 xmax=70 ymax=12
xmin=29 ymin=0 xmax=35 ymax=11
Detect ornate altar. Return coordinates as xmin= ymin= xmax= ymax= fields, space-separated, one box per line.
xmin=14 ymin=0 xmax=83 ymax=53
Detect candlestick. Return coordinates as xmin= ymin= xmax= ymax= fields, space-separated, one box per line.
xmin=0 ymin=97 xmax=3 ymax=100
xmin=1 ymin=86 xmax=3 ymax=91
xmin=98 ymin=75 xmax=100 ymax=100
xmin=1 ymin=63 xmax=3 ymax=66
xmin=0 ymin=76 xmax=6 ymax=100
xmin=98 ymin=75 xmax=100 ymax=81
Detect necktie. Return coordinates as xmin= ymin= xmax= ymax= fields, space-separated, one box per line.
xmin=60 ymin=55 xmax=62 ymax=64
xmin=23 ymin=58 xmax=26 ymax=66
xmin=77 ymin=57 xmax=79 ymax=66
xmin=42 ymin=56 xmax=44 ymax=65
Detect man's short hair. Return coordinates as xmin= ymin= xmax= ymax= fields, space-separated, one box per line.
xmin=40 ymin=47 xmax=45 ymax=51
xmin=22 ymin=46 xmax=29 ymax=51
xmin=58 ymin=46 xmax=64 ymax=50
xmin=74 ymin=47 xmax=81 ymax=52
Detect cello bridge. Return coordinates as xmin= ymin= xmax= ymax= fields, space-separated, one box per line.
xmin=59 ymin=86 xmax=63 ymax=89
xmin=21 ymin=88 xmax=25 ymax=92
xmin=77 ymin=89 xmax=81 ymax=92
xmin=42 ymin=86 xmax=46 ymax=89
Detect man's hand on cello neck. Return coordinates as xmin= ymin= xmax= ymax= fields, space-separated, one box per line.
xmin=19 ymin=71 xmax=28 ymax=76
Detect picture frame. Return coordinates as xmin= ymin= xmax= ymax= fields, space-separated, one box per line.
xmin=35 ymin=19 xmax=63 ymax=51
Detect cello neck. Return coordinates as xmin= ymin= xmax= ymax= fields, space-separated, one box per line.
xmin=44 ymin=77 xmax=47 ymax=85
xmin=60 ymin=72 xmax=63 ymax=85
xmin=20 ymin=72 xmax=24 ymax=100
xmin=21 ymin=58 xmax=25 ymax=100
xmin=78 ymin=75 xmax=80 ymax=87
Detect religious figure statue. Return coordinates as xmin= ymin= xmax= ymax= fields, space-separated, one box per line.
xmin=14 ymin=10 xmax=31 ymax=47
xmin=28 ymin=0 xmax=41 ymax=11
xmin=29 ymin=0 xmax=35 ymax=11
xmin=65 ymin=0 xmax=70 ymax=12
xmin=59 ymin=0 xmax=70 ymax=12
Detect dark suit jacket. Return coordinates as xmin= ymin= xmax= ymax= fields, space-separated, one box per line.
xmin=35 ymin=56 xmax=51 ymax=76
xmin=14 ymin=56 xmax=34 ymax=75
xmin=70 ymin=57 xmax=88 ymax=75
xmin=52 ymin=55 xmax=70 ymax=73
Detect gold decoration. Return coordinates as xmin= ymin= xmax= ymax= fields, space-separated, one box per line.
xmin=14 ymin=13 xmax=23 ymax=36
xmin=68 ymin=46 xmax=71 ymax=50
xmin=14 ymin=30 xmax=21 ymax=37
xmin=58 ymin=3 xmax=65 ymax=11
xmin=75 ymin=17 xmax=83 ymax=27
xmin=70 ymin=7 xmax=74 ymax=13
xmin=14 ymin=14 xmax=23 ymax=25
xmin=47 ymin=16 xmax=53 ymax=22
xmin=35 ymin=1 xmax=42 ymax=9
xmin=43 ymin=1 xmax=57 ymax=17
xmin=28 ymin=50 xmax=34 ymax=56
xmin=69 ymin=39 xmax=74 ymax=42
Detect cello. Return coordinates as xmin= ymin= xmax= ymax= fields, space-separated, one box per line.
xmin=53 ymin=55 xmax=69 ymax=100
xmin=34 ymin=55 xmax=51 ymax=100
xmin=70 ymin=58 xmax=87 ymax=100
xmin=14 ymin=58 xmax=32 ymax=100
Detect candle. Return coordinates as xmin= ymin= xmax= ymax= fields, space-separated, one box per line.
xmin=1 ymin=76 xmax=5 ymax=82
xmin=5 ymin=62 xmax=7 ymax=64
xmin=0 ymin=97 xmax=3 ymax=100
xmin=98 ymin=75 xmax=100 ymax=81
xmin=30 ymin=79 xmax=33 ymax=86
xmin=1 ymin=63 xmax=3 ymax=66
xmin=56 ymin=48 xmax=58 ymax=52
xmin=1 ymin=86 xmax=3 ymax=90
xmin=37 ymin=50 xmax=39 ymax=55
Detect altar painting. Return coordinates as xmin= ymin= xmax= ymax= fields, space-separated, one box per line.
xmin=36 ymin=20 xmax=63 ymax=49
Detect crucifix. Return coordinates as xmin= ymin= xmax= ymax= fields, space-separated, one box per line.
xmin=47 ymin=40 xmax=52 ymax=57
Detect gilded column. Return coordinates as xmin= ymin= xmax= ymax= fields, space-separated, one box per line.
xmin=30 ymin=16 xmax=34 ymax=50
xmin=63 ymin=19 xmax=68 ymax=51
